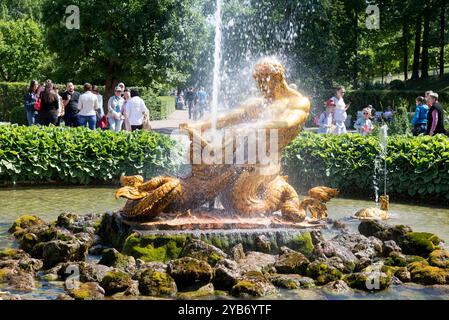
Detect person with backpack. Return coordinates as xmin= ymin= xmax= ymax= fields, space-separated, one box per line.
xmin=24 ymin=80 xmax=39 ymax=126
xmin=411 ymin=96 xmax=429 ymax=136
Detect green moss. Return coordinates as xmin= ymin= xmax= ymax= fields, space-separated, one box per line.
xmin=343 ymin=272 xmax=392 ymax=291
xmin=408 ymin=261 xmax=449 ymax=285
xmin=72 ymin=289 xmax=91 ymax=300
xmin=0 ymin=248 xmax=20 ymax=259
xmin=428 ymin=250 xmax=449 ymax=268
xmin=138 ymin=269 xmax=177 ymax=296
xmin=8 ymin=215 xmax=44 ymax=234
xmin=401 ymin=232 xmax=442 ymax=257
xmin=286 ymin=232 xmax=314 ymax=257
xmin=208 ymin=252 xmax=224 ymax=266
xmin=0 ymin=268 xmax=11 ymax=282
xmin=384 ymin=252 xmax=407 ymax=267
xmin=381 ymin=265 xmax=400 ymax=276
xmin=406 ymin=255 xmax=426 ymax=264
xmin=305 ymin=261 xmax=342 ymax=285
xmin=123 ymin=233 xmax=187 ymax=262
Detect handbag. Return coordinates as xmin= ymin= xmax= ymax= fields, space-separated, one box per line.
xmin=97 ymin=114 xmax=108 ymax=129
xmin=142 ymin=112 xmax=151 ymax=131
xmin=34 ymin=98 xmax=41 ymax=111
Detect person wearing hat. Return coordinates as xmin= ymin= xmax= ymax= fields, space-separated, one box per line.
xmin=354 ymin=107 xmax=374 ymax=136
xmin=331 ymin=85 xmax=351 ymax=135
xmin=426 ymin=92 xmax=447 ymax=136
xmin=107 ymin=86 xmax=125 ymax=132
xmin=318 ymin=99 xmax=336 ymax=134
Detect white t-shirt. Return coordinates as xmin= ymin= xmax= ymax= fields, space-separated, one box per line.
xmin=126 ymin=96 xmax=148 ymax=126
xmin=77 ymin=91 xmax=99 ymax=116
xmin=333 ymin=97 xmax=347 ymax=122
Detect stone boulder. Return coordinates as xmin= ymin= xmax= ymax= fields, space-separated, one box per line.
xmin=274 ymin=247 xmax=310 ymax=275
xmin=99 ymin=248 xmax=136 ymax=274
xmin=322 ymin=280 xmax=353 ymax=296
xmin=138 ymin=269 xmax=177 ymax=297
xmin=408 ymin=261 xmax=449 ymax=285
xmin=213 ymin=259 xmax=240 ymax=291
xmin=428 ymin=249 xmax=449 ymax=268
xmin=179 ymin=239 xmax=227 ymax=266
xmin=167 ymin=257 xmax=213 ymax=289
xmin=236 ymin=251 xmax=276 ymax=274
xmin=269 ymin=274 xmax=315 ymax=290
xmin=41 ymin=239 xmax=88 ymax=269
xmin=305 ymin=260 xmax=343 ymax=285
xmin=67 ymin=282 xmax=105 ymax=300
xmin=231 ymin=271 xmax=277 ymax=297
xmin=343 ymin=271 xmax=392 ymax=291
xmin=100 ymin=270 xmax=135 ymax=296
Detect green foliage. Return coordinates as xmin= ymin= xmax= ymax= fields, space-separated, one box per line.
xmin=282 ymin=132 xmax=449 ymax=201
xmin=9 ymin=105 xmax=27 ymax=125
xmin=0 ymin=125 xmax=180 ymax=184
xmin=387 ymin=105 xmax=411 ymax=136
xmin=0 ymin=19 xmax=50 ymax=82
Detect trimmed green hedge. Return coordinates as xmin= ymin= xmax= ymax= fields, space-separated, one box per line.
xmin=0 ymin=82 xmax=175 ymax=122
xmin=0 ymin=125 xmax=179 ymax=185
xmin=282 ymin=132 xmax=449 ymax=201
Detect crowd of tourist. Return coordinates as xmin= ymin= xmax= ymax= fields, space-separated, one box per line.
xmin=317 ymin=85 xmax=447 ymax=137
xmin=24 ymin=80 xmax=150 ymax=132
xmin=174 ymin=87 xmax=209 ymax=121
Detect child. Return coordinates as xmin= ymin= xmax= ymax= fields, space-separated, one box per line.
xmin=411 ymin=96 xmax=428 ymax=136
xmin=354 ymin=107 xmax=374 ymax=136
xmin=318 ymin=99 xmax=335 ymax=134
xmin=332 ymin=86 xmax=350 ymax=135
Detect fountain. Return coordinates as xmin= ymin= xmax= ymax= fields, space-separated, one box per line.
xmin=210 ymin=0 xmax=223 ymax=132
xmin=115 ymin=58 xmax=336 ymax=233
xmin=355 ymin=124 xmax=390 ymax=220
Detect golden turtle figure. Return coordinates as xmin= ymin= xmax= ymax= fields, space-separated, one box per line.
xmin=354 ymin=195 xmax=390 ymax=220
xmin=116 ymin=57 xmax=337 ymax=222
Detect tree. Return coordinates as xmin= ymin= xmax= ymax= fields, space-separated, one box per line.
xmin=439 ymin=0 xmax=447 ymax=79
xmin=412 ymin=15 xmax=422 ymax=80
xmin=41 ymin=0 xmax=207 ymax=97
xmin=421 ymin=5 xmax=431 ymax=79
xmin=0 ymin=19 xmax=49 ymax=81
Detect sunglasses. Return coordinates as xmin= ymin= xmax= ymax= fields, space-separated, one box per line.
xmin=363 ymin=112 xmax=369 ymax=115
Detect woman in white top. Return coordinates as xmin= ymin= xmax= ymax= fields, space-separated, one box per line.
xmin=125 ymin=89 xmax=149 ymax=131
xmin=77 ymin=83 xmax=100 ymax=130
xmin=107 ymin=86 xmax=125 ymax=132
xmin=331 ymin=85 xmax=350 ymax=135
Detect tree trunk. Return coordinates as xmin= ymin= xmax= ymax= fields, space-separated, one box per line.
xmin=104 ymin=60 xmax=119 ymax=113
xmin=352 ymin=10 xmax=359 ymax=89
xmin=412 ymin=16 xmax=422 ymax=80
xmin=421 ymin=12 xmax=431 ymax=79
xmin=403 ymin=19 xmax=410 ymax=81
xmin=440 ymin=0 xmax=446 ymax=79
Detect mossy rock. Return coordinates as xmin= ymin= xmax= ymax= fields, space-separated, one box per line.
xmin=231 ymin=271 xmax=277 ymax=297
xmin=177 ymin=283 xmax=214 ymax=299
xmin=138 ymin=269 xmax=177 ymax=296
xmin=305 ymin=261 xmax=342 ymax=285
xmin=428 ymin=250 xmax=449 ymax=268
xmin=274 ymin=249 xmax=310 ymax=275
xmin=19 ymin=233 xmax=39 ymax=252
xmin=406 ymin=255 xmax=426 ymax=264
xmin=69 ymin=282 xmax=105 ymax=300
xmin=384 ymin=252 xmax=407 ymax=267
xmin=400 ymin=232 xmax=442 ymax=257
xmin=343 ymin=271 xmax=392 ymax=291
xmin=96 ymin=212 xmax=132 ymax=250
xmin=99 ymin=248 xmax=135 ymax=273
xmin=0 ymin=268 xmax=13 ymax=282
xmin=123 ymin=233 xmax=187 ymax=262
xmin=100 ymin=270 xmax=134 ymax=296
xmin=167 ymin=257 xmax=213 ymax=289
xmin=285 ymin=232 xmax=314 ymax=257
xmin=179 ymin=239 xmax=227 ymax=266
xmin=56 ymin=212 xmax=78 ymax=229
xmin=0 ymin=248 xmax=27 ymax=260
xmin=8 ymin=215 xmax=45 ymax=234
xmin=408 ymin=261 xmax=449 ymax=285
xmin=270 ymin=274 xmax=315 ymax=290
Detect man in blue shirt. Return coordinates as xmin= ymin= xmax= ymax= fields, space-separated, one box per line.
xmin=195 ymin=87 xmax=208 ymax=120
